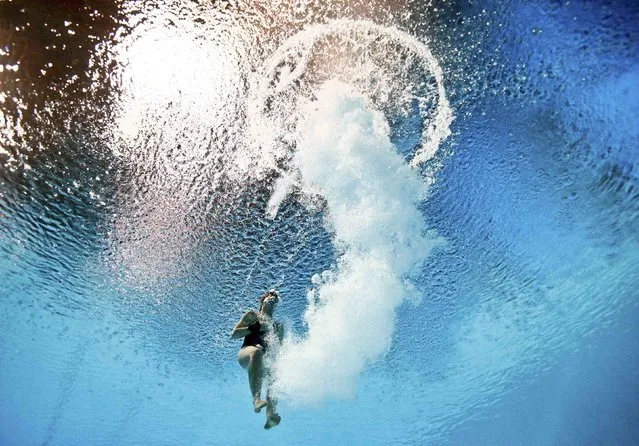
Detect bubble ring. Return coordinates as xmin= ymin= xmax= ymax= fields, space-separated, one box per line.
xmin=248 ymin=19 xmax=453 ymax=168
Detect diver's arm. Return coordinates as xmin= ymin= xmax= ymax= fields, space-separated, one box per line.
xmin=230 ymin=311 xmax=258 ymax=339
xmin=231 ymin=325 xmax=251 ymax=339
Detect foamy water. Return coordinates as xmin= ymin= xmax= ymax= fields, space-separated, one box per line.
xmin=271 ymin=81 xmax=442 ymax=403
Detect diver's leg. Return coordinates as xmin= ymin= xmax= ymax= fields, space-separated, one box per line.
xmin=237 ymin=347 xmax=251 ymax=370
xmin=238 ymin=347 xmax=267 ymax=412
xmin=248 ymin=348 xmax=267 ymax=412
xmin=265 ymin=387 xmax=277 ymax=417
xmin=264 ymin=384 xmax=281 ymax=429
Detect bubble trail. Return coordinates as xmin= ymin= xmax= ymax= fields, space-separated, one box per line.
xmin=272 ymin=80 xmax=441 ymax=404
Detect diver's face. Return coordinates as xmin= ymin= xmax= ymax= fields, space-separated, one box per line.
xmin=262 ymin=294 xmax=279 ymax=312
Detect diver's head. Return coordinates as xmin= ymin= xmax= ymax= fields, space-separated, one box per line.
xmin=259 ymin=289 xmax=280 ymax=315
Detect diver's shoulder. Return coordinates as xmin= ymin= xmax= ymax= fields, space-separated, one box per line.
xmin=242 ymin=309 xmax=259 ymax=320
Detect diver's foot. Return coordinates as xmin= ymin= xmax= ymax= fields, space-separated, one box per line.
xmin=253 ymin=399 xmax=268 ymax=413
xmin=264 ymin=413 xmax=281 ymax=430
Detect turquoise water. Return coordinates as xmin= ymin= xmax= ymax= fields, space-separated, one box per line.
xmin=1 ymin=1 xmax=638 ymax=444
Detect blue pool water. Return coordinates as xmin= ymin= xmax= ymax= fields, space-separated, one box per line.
xmin=1 ymin=1 xmax=638 ymax=444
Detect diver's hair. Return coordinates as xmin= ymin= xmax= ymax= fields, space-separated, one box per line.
xmin=258 ymin=289 xmax=279 ymax=312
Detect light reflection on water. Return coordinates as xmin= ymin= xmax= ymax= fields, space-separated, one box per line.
xmin=0 ymin=0 xmax=638 ymax=444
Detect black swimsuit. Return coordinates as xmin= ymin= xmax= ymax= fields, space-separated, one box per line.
xmin=242 ymin=321 xmax=266 ymax=349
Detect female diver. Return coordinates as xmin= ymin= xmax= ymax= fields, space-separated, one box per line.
xmin=231 ymin=289 xmax=283 ymax=429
